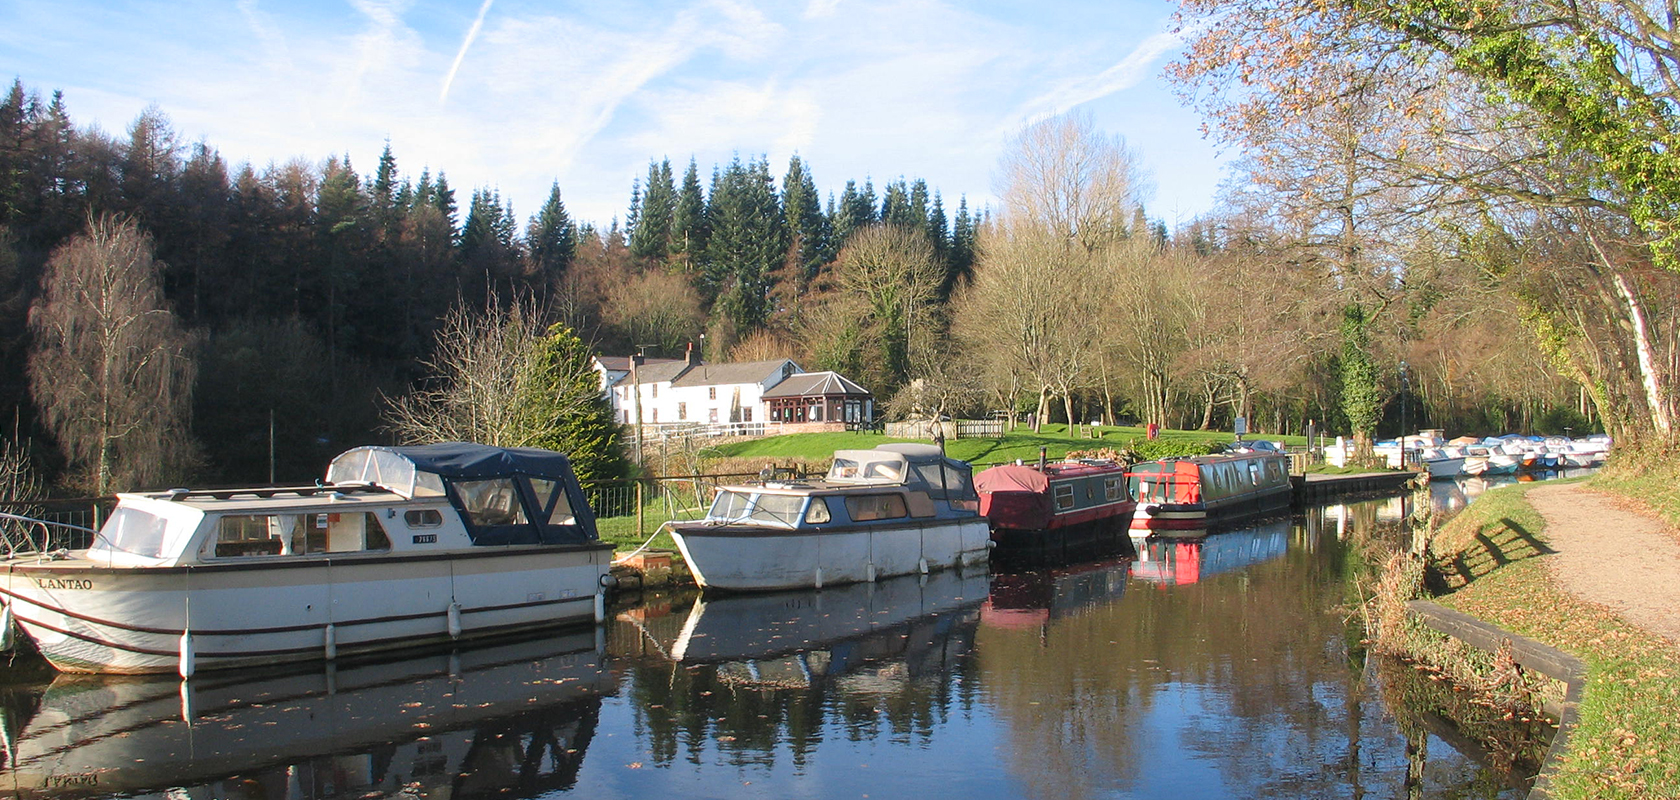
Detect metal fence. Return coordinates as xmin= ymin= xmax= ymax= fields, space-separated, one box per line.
xmin=620 ymin=421 xmax=771 ymax=449
xmin=883 ymin=419 xmax=1006 ymax=440
xmin=1 ymin=497 xmax=110 ymax=554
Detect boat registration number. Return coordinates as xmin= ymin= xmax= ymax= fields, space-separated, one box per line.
xmin=412 ymin=534 xmax=438 ymax=544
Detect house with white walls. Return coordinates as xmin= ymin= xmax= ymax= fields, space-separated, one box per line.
xmin=593 ymin=346 xmax=873 ymax=436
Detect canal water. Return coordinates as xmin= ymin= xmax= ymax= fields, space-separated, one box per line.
xmin=0 ymin=488 xmax=1552 ymax=800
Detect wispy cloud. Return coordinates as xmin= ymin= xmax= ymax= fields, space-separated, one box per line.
xmin=1009 ymin=25 xmax=1192 ymax=131
xmin=440 ymin=0 xmax=494 ymax=104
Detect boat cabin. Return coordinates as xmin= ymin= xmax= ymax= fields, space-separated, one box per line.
xmin=697 ymin=443 xmax=979 ymax=530
xmin=87 ymin=443 xmax=598 ymax=568
xmin=1127 ymin=453 xmax=1290 ymax=507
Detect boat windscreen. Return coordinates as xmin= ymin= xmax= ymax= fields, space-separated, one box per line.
xmin=706 ymin=491 xmax=804 ymax=527
xmin=89 ymin=507 xmax=191 ymax=559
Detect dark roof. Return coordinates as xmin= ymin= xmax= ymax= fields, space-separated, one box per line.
xmin=762 ymin=370 xmax=870 ymax=398
xmin=352 ymin=443 xmax=577 ymax=480
xmin=635 ymin=359 xmax=696 ymax=384
xmin=596 ymin=356 xmax=683 ymax=373
xmin=670 ymin=359 xmax=798 ymax=388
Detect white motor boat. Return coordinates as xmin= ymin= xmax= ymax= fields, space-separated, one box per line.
xmin=1419 ymin=447 xmax=1466 ymax=479
xmin=668 ymin=443 xmax=991 ymax=592
xmin=1 ymin=443 xmax=613 ymax=675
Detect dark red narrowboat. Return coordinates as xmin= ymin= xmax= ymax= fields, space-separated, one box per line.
xmin=1126 ymin=452 xmax=1291 ymax=531
xmin=976 ymin=460 xmax=1136 ymax=561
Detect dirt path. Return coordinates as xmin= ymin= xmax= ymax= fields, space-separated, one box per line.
xmin=1527 ymin=482 xmax=1680 ymax=648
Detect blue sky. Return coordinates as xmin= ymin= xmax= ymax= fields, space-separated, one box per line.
xmin=0 ymin=0 xmax=1230 ymax=229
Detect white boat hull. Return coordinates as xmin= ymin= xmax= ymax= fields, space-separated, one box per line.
xmin=671 ymin=519 xmax=992 ymax=592
xmin=1424 ymin=457 xmax=1466 ymax=479
xmin=2 ymin=545 xmax=611 ymax=674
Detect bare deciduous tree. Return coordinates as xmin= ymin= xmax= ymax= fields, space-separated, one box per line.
xmin=997 ymin=112 xmax=1146 ymax=251
xmin=385 ymin=301 xmax=591 ymax=449
xmin=29 ymin=215 xmax=199 ymax=494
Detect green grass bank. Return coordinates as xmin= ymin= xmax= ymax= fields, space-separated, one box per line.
xmin=1376 ymin=466 xmax=1680 ymax=799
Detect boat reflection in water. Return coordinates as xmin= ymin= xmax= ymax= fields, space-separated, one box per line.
xmin=0 ymin=631 xmax=613 ymax=800
xmin=983 ymin=558 xmax=1130 ymax=630
xmin=614 ymin=567 xmax=988 ymax=673
xmin=1128 ymin=519 xmax=1290 ymax=585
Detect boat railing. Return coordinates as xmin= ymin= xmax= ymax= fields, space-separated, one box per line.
xmin=0 ymin=511 xmax=99 ymax=557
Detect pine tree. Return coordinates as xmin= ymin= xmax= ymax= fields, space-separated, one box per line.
xmin=528 ymin=182 xmax=575 ymax=286
xmin=673 ymin=157 xmax=708 ymax=262
xmin=926 ymin=191 xmax=949 ymax=261
xmin=630 ymin=158 xmax=675 ymax=261
xmin=945 ymin=196 xmax=976 ymax=295
xmin=432 ymin=172 xmax=458 ymax=237
xmin=782 ymin=154 xmax=827 ymax=280
xmin=704 ymin=156 xmax=785 ymax=333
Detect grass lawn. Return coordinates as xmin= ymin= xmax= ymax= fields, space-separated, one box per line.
xmin=706 ymin=423 xmax=1309 ymax=468
xmin=1412 ymin=479 xmax=1680 ymax=799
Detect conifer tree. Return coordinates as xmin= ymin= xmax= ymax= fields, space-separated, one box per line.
xmin=704 ymin=156 xmax=785 ymax=333
xmin=630 ymin=158 xmax=675 ymax=261
xmin=782 ymin=154 xmax=827 ymax=280
xmin=522 ymin=323 xmax=631 ymax=482
xmin=673 ymin=158 xmax=707 ymax=262
xmin=528 ymin=182 xmax=576 ymax=287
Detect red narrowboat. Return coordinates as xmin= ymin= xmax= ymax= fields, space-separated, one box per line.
xmin=1126 ymin=452 xmax=1292 ymax=531
xmin=976 ymin=460 xmax=1136 ymax=561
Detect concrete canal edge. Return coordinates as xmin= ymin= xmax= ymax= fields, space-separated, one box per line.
xmin=1405 ymin=599 xmax=1587 ymax=800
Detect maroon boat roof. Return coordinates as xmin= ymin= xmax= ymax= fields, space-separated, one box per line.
xmin=975 ymin=461 xmax=1126 ymax=494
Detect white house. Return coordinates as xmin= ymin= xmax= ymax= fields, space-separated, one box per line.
xmin=593 ymin=346 xmax=873 ymax=433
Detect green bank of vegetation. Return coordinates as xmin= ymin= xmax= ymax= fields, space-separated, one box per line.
xmin=1372 ymin=475 xmax=1680 ymax=799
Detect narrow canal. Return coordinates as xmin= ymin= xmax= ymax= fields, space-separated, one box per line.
xmin=0 ymin=484 xmax=1559 ymax=800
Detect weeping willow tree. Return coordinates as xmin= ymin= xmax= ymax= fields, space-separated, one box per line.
xmin=29 ymin=215 xmax=199 ymax=493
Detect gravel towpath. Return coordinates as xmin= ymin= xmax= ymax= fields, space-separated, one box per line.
xmin=1526 ymin=482 xmax=1680 ymax=648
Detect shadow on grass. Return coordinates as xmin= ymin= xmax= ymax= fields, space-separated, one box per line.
xmin=1432 ymin=517 xmax=1557 ymax=594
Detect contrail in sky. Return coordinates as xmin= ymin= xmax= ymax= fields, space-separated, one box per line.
xmin=440 ymin=0 xmax=495 ymax=103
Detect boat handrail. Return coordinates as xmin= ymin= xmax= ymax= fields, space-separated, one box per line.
xmin=161 ymin=481 xmax=389 ymax=502
xmin=0 ymin=511 xmax=98 ymax=558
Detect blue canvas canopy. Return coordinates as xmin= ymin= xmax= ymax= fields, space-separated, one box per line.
xmin=328 ymin=443 xmax=598 ymax=546
xmin=352 ymin=443 xmax=578 ymax=480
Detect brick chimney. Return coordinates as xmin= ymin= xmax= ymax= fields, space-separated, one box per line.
xmin=685 ymin=341 xmax=700 ymax=366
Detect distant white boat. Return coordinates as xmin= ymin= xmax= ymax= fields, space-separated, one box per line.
xmin=669 ymin=443 xmax=991 ymax=592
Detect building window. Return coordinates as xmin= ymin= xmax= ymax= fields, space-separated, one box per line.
xmin=708 ymin=408 xmax=718 ymax=423
xmin=708 ymin=387 xmax=717 ymax=400
xmin=651 ymin=384 xmax=657 ymax=399
xmin=743 ymin=408 xmax=753 ymax=422
xmin=678 ymin=402 xmax=687 ymax=421
xmin=651 ymin=409 xmax=658 ymax=422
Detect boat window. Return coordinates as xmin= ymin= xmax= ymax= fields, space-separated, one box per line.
xmin=454 ymin=478 xmax=529 ymax=527
xmin=747 ymin=494 xmax=805 ymax=527
xmin=845 ymin=493 xmax=908 ymax=522
xmin=208 ymin=512 xmax=391 ymax=558
xmin=805 ymin=497 xmax=833 ymax=524
xmin=1249 ymin=462 xmax=1261 ymax=485
xmin=405 ymin=509 xmax=443 ymax=527
xmin=942 ymin=465 xmax=976 ymax=499
xmin=529 ymin=478 xmax=578 ymax=526
xmin=413 ymin=471 xmax=446 ymax=497
xmin=1105 ymin=477 xmax=1122 ymax=501
xmin=93 ymin=507 xmax=181 ymax=559
xmin=709 ymin=490 xmax=753 ymax=522
xmin=1054 ymin=484 xmax=1075 ymax=511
